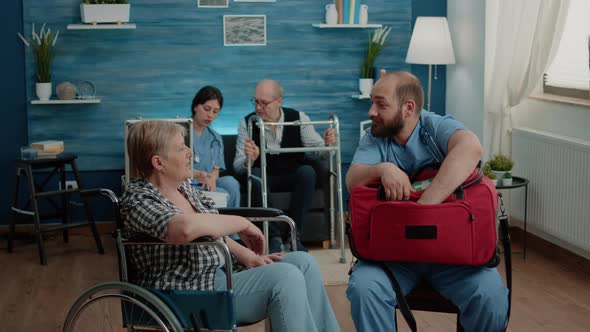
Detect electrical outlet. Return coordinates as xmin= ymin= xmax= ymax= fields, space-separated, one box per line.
xmin=64 ymin=180 xmax=78 ymax=190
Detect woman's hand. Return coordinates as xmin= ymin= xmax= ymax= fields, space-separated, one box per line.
xmin=194 ymin=170 xmax=207 ymax=183
xmin=243 ymin=252 xmax=283 ymax=269
xmin=201 ymin=173 xmax=217 ymax=191
xmin=237 ymin=223 xmax=265 ymax=255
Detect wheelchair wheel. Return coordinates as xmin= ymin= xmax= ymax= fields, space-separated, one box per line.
xmin=63 ymin=281 xmax=184 ymax=332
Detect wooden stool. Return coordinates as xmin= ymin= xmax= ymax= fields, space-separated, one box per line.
xmin=7 ymin=153 xmax=104 ymax=265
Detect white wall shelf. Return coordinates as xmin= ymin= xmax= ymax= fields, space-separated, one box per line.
xmin=312 ymin=24 xmax=382 ymax=29
xmin=67 ymin=23 xmax=136 ymax=30
xmin=31 ymin=99 xmax=101 ymax=105
xmin=352 ymin=94 xmax=370 ymax=100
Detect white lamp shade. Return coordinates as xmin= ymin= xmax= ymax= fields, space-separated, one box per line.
xmin=406 ymin=17 xmax=455 ymax=65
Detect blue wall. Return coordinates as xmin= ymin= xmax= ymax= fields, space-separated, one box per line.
xmin=3 ymin=0 xmax=446 ymax=223
xmin=23 ymin=0 xmax=412 ymax=170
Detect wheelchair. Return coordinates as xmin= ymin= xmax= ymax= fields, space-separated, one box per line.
xmin=63 ymin=188 xmax=297 ymax=332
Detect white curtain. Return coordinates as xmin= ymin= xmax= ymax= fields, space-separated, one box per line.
xmin=483 ymin=0 xmax=569 ymax=158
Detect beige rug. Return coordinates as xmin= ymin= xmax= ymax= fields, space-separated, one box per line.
xmin=309 ymin=248 xmax=354 ymax=286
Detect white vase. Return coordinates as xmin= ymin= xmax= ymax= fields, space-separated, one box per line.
xmin=359 ymin=78 xmax=374 ymax=97
xmin=325 ymin=4 xmax=338 ymax=25
xmin=359 ymin=5 xmax=368 ymax=25
xmin=36 ymin=82 xmax=52 ymax=101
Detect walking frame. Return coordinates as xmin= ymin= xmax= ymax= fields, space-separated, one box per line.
xmin=246 ymin=114 xmax=346 ymax=263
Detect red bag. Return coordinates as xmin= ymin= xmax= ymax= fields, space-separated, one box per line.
xmin=348 ymin=168 xmax=499 ymax=266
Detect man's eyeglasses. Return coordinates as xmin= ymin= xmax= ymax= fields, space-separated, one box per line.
xmin=250 ymin=97 xmax=280 ymax=108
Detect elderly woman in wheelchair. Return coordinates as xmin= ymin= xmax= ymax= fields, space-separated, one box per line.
xmin=65 ymin=120 xmax=340 ymax=332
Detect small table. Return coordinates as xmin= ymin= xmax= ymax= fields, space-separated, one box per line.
xmin=7 ymin=153 xmax=104 ymax=265
xmin=496 ymin=176 xmax=529 ymax=259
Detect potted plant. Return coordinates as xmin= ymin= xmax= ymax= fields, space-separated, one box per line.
xmin=359 ymin=26 xmax=391 ymax=96
xmin=487 ymin=172 xmax=498 ymax=186
xmin=482 ymin=162 xmax=498 ymax=186
xmin=81 ymin=0 xmax=130 ymax=25
xmin=18 ymin=23 xmax=59 ymax=101
xmin=488 ymin=153 xmax=514 ymax=186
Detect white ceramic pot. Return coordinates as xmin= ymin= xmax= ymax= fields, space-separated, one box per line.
xmin=36 ymin=82 xmax=52 ymax=101
xmin=81 ymin=4 xmax=130 ymax=24
xmin=491 ymin=169 xmax=513 ymax=186
xmin=359 ymin=78 xmax=374 ymax=97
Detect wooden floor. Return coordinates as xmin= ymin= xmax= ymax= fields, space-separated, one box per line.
xmin=1 ymin=231 xmax=590 ymax=331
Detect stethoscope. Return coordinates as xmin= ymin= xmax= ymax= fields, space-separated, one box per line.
xmin=387 ymin=117 xmax=445 ymax=173
xmin=418 ymin=117 xmax=445 ymax=164
xmin=193 ymin=126 xmax=222 ymax=165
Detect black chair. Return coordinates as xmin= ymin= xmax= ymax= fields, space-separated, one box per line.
xmin=395 ymin=282 xmax=464 ymax=332
xmin=221 ymin=134 xmax=332 ymax=246
xmin=392 ymin=213 xmax=513 ymax=332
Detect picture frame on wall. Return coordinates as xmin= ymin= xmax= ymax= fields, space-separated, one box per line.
xmin=198 ymin=0 xmax=229 ymax=8
xmin=223 ymin=15 xmax=267 ymax=46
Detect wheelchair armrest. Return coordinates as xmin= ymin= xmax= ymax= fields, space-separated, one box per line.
xmin=80 ymin=188 xmax=119 ymax=204
xmin=125 ymin=234 xmax=164 ymax=243
xmin=80 ymin=188 xmax=122 ymax=229
xmin=217 ymin=207 xmax=284 ymax=218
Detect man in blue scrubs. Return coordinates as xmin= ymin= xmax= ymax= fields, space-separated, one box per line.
xmin=346 ymin=72 xmax=508 ymax=332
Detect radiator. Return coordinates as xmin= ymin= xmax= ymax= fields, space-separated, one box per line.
xmin=512 ymin=127 xmax=590 ymax=257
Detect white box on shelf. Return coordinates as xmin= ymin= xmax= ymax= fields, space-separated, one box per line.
xmin=80 ymin=4 xmax=130 ymax=24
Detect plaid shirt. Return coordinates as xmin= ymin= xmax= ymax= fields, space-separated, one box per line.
xmin=121 ymin=178 xmax=229 ymax=290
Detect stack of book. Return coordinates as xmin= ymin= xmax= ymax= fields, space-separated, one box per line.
xmin=31 ymin=140 xmax=65 ymax=158
xmin=335 ymin=0 xmax=362 ymax=24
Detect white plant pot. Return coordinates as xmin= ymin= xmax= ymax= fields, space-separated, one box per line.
xmin=359 ymin=78 xmax=374 ymax=97
xmin=36 ymin=82 xmax=52 ymax=101
xmin=81 ymin=4 xmax=130 ymax=24
xmin=491 ymin=169 xmax=512 ymax=186
xmin=490 ymin=178 xmax=498 ymax=186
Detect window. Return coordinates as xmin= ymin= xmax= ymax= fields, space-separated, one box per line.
xmin=543 ymin=0 xmax=590 ymax=98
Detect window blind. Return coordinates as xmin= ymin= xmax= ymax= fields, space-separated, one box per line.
xmin=544 ymin=0 xmax=590 ymax=91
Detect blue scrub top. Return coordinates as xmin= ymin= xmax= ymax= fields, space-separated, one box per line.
xmin=192 ymin=127 xmax=225 ymax=174
xmin=352 ymin=111 xmax=464 ymax=174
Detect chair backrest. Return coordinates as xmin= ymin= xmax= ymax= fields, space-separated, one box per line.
xmin=221 ymin=134 xmax=237 ymax=176
xmin=360 ymin=119 xmax=372 ymax=140
xmin=123 ymin=118 xmax=194 ymax=189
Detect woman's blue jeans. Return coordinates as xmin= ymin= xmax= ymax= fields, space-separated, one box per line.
xmin=215 ymin=252 xmax=341 ymax=332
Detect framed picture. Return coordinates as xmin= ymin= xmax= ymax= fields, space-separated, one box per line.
xmin=198 ymin=0 xmax=229 ymax=8
xmin=223 ymin=15 xmax=267 ymax=46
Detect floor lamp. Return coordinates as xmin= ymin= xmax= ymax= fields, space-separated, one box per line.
xmin=406 ymin=17 xmax=455 ymax=112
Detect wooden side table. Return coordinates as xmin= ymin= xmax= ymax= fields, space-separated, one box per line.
xmin=7 ymin=153 xmax=104 ymax=265
xmin=496 ymin=176 xmax=529 ymax=259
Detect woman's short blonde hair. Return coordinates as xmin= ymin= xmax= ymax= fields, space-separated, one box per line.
xmin=127 ymin=120 xmax=186 ymax=178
